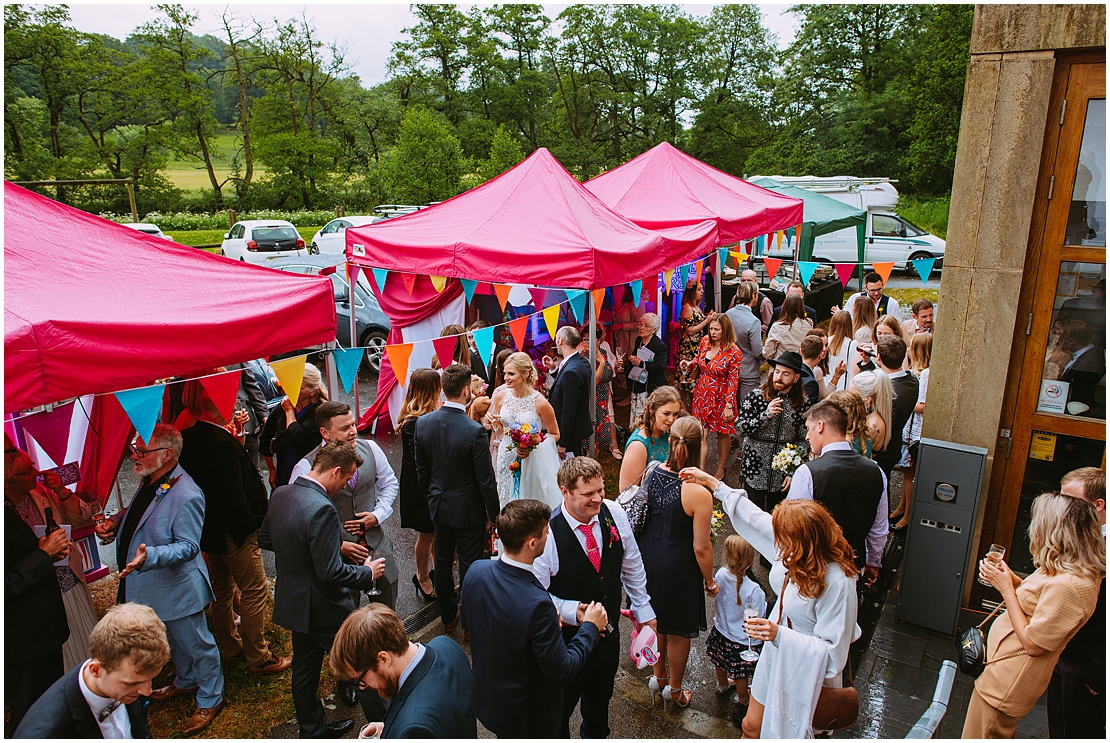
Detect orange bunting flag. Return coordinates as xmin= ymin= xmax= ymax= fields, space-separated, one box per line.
xmin=694 ymin=259 xmax=704 ymax=279
xmin=542 ymin=304 xmax=561 ymax=338
xmin=763 ymin=257 xmax=784 ymax=281
xmin=385 ymin=343 xmax=413 ymax=383
xmin=872 ymin=262 xmax=895 ymax=285
xmin=493 ymin=284 xmax=512 ymax=311
xmin=508 ymin=317 xmax=529 ymax=349
xmin=401 ymin=273 xmax=416 ymax=295
xmin=429 ymin=275 xmax=447 ymax=293
xmin=592 ymin=288 xmax=606 ymax=319
xmin=269 ymin=355 xmax=308 ymax=407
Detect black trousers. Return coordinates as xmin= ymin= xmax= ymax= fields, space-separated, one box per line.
xmin=1047 ymin=661 xmax=1105 ymax=739
xmin=559 ymin=630 xmax=620 ymax=739
xmin=433 ymin=520 xmax=486 ymax=626
xmin=291 ymin=624 xmax=385 ymax=738
xmin=6 ymin=647 xmax=63 ymax=734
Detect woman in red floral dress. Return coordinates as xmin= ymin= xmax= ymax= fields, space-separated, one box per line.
xmin=688 ymin=314 xmax=743 ymax=480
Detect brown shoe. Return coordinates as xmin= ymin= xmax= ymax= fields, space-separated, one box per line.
xmin=148 ymin=684 xmax=198 ymax=702
xmin=247 ymin=656 xmax=292 ymax=676
xmin=444 ymin=608 xmax=460 ymax=633
xmin=182 ymin=702 xmax=225 ymax=736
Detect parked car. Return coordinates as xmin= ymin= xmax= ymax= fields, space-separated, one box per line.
xmin=221 ymin=219 xmax=308 ymax=263
xmin=122 ymin=223 xmax=173 ymax=241
xmin=310 ymin=216 xmax=381 ymax=255
xmin=261 ymin=254 xmax=391 ymax=372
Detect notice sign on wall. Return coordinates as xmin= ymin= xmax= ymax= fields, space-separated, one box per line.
xmin=1029 ymin=431 xmax=1057 ymax=461
xmin=1036 ymin=379 xmax=1070 ymax=414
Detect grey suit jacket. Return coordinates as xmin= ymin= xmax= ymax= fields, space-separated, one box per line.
xmin=121 ymin=465 xmax=213 ymax=622
xmin=259 ymin=476 xmax=376 ymax=633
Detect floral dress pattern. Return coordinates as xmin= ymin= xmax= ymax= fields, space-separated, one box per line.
xmin=736 ymin=387 xmax=811 ymax=493
xmin=691 ymin=338 xmax=743 ymax=435
xmin=594 ymin=360 xmax=616 ymax=449
xmin=676 ymin=306 xmax=706 ymax=394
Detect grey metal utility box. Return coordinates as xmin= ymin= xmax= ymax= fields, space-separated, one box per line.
xmin=899 ymin=438 xmax=989 ymax=636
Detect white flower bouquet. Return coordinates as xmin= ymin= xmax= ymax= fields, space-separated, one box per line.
xmin=771 ymin=444 xmax=805 ymax=475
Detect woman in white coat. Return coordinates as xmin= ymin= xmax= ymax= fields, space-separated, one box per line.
xmin=679 ymin=467 xmax=860 ymax=738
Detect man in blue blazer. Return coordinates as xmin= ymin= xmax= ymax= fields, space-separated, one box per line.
xmin=462 ymin=499 xmax=606 ymax=738
xmin=14 ymin=602 xmax=171 ymax=739
xmin=95 ymin=425 xmax=225 ymax=737
xmin=329 ymin=605 xmax=476 ymax=739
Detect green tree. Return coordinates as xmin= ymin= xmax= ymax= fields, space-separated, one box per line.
xmin=476 ymin=124 xmax=525 ymax=183
xmin=389 ymin=5 xmax=469 ymax=124
xmin=384 ymin=106 xmax=465 ymax=203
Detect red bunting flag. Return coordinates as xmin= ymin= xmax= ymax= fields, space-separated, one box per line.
xmin=385 ymin=343 xmax=413 ymax=382
xmin=508 ymin=317 xmax=529 ymax=349
xmin=528 ymin=287 xmax=547 ymax=308
xmin=433 ymin=336 xmax=458 ymax=370
xmin=834 ymin=264 xmax=856 ymax=288
xmin=763 ymin=257 xmax=784 ymax=281
xmin=872 ymin=262 xmax=895 ymax=285
xmin=493 ymin=284 xmax=512 ymax=311
xmin=199 ymin=369 xmax=242 ymax=424
xmin=401 ymin=273 xmax=416 ymax=295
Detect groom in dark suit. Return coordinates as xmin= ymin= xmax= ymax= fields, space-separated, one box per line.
xmin=415 ymin=364 xmax=500 ymax=632
xmin=462 ymin=499 xmax=606 ymax=738
xmin=546 ymin=325 xmax=593 ymax=456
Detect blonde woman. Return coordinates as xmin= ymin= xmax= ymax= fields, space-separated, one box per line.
xmin=826 ymin=309 xmax=859 ymax=392
xmin=849 ymin=371 xmax=892 ymax=462
xmin=261 ymin=361 xmax=329 ymax=488
xmin=851 ymin=296 xmax=879 ymax=345
xmin=826 ymin=389 xmax=875 ymax=459
xmin=398 ymin=369 xmax=442 ymax=601
xmin=487 ymin=352 xmax=562 ymax=509
xmin=965 ymin=493 xmax=1104 ymax=738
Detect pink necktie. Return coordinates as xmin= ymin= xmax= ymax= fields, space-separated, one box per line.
xmin=578 ymin=524 xmax=601 ymax=572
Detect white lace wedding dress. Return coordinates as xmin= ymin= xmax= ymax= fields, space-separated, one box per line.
xmin=495 ymin=390 xmax=563 ymax=509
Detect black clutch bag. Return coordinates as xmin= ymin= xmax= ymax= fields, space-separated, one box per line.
xmin=956 ymin=602 xmax=1026 ymax=678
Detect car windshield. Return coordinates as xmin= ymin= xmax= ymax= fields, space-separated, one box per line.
xmin=899 ymin=217 xmax=928 ymax=237
xmin=254 ymin=227 xmax=299 ymax=241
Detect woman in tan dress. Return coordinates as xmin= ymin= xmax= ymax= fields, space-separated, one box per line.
xmin=963 ymin=492 xmax=1104 ymax=738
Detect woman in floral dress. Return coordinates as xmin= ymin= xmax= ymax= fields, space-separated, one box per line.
xmin=689 ymin=315 xmax=743 ymax=481
xmin=676 ymin=280 xmax=716 ymax=410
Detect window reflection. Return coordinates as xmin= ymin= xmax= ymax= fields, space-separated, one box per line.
xmin=1039 ymin=262 xmax=1105 ymax=420
xmin=1066 ymin=99 xmax=1106 ymax=247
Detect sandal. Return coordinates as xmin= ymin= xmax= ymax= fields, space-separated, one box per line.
xmin=611 ymin=449 xmax=623 ymax=460
xmin=661 ymin=685 xmax=691 ymax=710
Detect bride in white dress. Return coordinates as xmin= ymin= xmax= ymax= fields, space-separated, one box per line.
xmin=487 ymin=352 xmax=564 ymax=509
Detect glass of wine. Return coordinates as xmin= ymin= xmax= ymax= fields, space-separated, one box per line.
xmin=978 ymin=544 xmax=1006 ymax=587
xmin=740 ymin=603 xmax=760 ymax=662
xmin=90 ymin=500 xmax=105 ymax=529
xmin=365 ymin=549 xmax=382 ymax=597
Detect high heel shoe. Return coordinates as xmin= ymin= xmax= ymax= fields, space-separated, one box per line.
xmin=411 ymin=574 xmax=436 ymax=602
xmin=647 ymin=675 xmax=667 ymax=706
xmin=715 ymin=682 xmax=733 ymax=694
xmin=661 ymin=685 xmax=691 ymax=711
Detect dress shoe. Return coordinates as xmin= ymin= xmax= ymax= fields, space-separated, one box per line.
xmin=148 ymin=684 xmax=198 ymax=702
xmin=247 ymin=656 xmax=292 ymax=676
xmin=338 ymin=680 xmax=358 ymax=706
xmin=444 ymin=608 xmax=460 ymax=633
xmin=412 ymin=574 xmax=436 ymax=602
xmin=322 ymin=719 xmax=355 ymax=738
xmin=182 ymin=701 xmax=225 ymax=736
xmin=225 ymin=649 xmax=246 ymax=665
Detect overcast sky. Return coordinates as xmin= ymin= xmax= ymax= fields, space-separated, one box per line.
xmin=63 ymin=1 xmax=800 ymax=86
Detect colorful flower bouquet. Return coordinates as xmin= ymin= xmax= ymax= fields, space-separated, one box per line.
xmin=771 ymin=444 xmax=805 ymax=475
xmin=507 ymin=422 xmax=546 ymax=460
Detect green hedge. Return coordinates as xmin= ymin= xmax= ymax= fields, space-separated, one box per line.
xmin=100 ymin=209 xmax=340 ymax=231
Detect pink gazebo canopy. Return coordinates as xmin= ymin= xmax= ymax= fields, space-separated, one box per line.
xmin=584 ymin=141 xmax=804 ymax=244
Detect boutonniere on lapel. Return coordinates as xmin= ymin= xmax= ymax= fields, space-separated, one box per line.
xmin=602 ymin=516 xmax=620 ymax=546
xmin=154 ymin=476 xmax=182 ymax=502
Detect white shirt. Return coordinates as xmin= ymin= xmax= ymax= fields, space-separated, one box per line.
xmin=846 ymin=292 xmax=902 ymax=322
xmin=290 ymin=440 xmax=399 ymax=525
xmin=442 ymin=400 xmax=467 ymax=412
xmin=786 ymin=441 xmax=889 ymax=568
xmin=78 ymin=660 xmax=131 ymax=739
xmin=714 ymin=567 xmax=766 ymax=646
xmin=499 ymin=554 xmax=536 ymax=576
xmin=532 ymin=499 xmax=656 ymax=626
xmin=396 ymin=643 xmax=427 ymax=693
xmin=299 ymin=471 xmax=328 ymax=492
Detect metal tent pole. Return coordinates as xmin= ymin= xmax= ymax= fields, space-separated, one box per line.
xmin=588 ymin=290 xmax=597 ymax=459
xmin=348 ymin=265 xmax=360 ymax=420
xmin=714 ymin=251 xmax=723 ymax=312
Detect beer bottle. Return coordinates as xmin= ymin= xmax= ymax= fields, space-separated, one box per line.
xmin=43 ymin=506 xmax=61 ymax=535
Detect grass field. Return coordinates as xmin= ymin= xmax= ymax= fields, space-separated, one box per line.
xmin=167 ymin=227 xmax=323 ymax=248
xmin=163 ymin=131 xmax=267 ymax=191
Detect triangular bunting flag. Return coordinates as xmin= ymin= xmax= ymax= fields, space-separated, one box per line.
xmin=834 ymin=263 xmax=855 ymax=288
xmin=776 ymin=230 xmax=783 ymax=250
xmin=19 ymin=401 xmax=76 ymax=466
xmin=429 ymin=275 xmax=447 ymax=293
xmin=346 ymin=263 xmax=361 ymax=286
xmin=763 ymin=258 xmax=784 ymax=281
xmin=433 ymin=336 xmax=458 ymax=370
xmin=332 ymin=348 xmax=363 ymax=395
xmin=911 ymin=257 xmax=936 ymax=285
xmin=508 ymin=317 xmax=529 ymax=349
xmin=459 ymin=278 xmax=479 ymax=303
xmin=199 ymin=369 xmax=242 ymax=424
xmin=664 ymin=268 xmax=674 ymax=289
xmin=528 ymin=287 xmax=547 ymax=309
xmin=796 ymin=261 xmax=819 ymax=287
xmin=114 ymin=385 xmax=165 ymax=444
xmin=872 ymin=262 xmax=895 ymax=285
xmin=591 ymin=288 xmax=606 ymax=320
xmin=401 ymin=273 xmax=417 ymax=295
xmin=756 ymin=235 xmax=765 ymax=255
xmin=542 ymin=304 xmax=561 ymax=339
xmin=717 ymin=248 xmax=729 ymax=269
xmin=493 ymin=284 xmax=512 ymax=311
xmin=385 ymin=343 xmax=412 ymax=383
xmin=694 ymin=259 xmax=704 ymax=280
xmin=567 ymin=290 xmax=588 ymax=324
xmin=371 ymin=268 xmax=389 ymax=293
xmin=270 ymin=355 xmax=308 ymax=407
xmin=471 ymin=326 xmax=495 ymax=369
xmin=630 ymin=279 xmax=643 ymax=308
xmin=730 ymin=251 xmax=746 ymax=265
xmin=678 ymin=264 xmax=689 ymax=288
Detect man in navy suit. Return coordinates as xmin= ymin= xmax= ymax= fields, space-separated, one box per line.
xmin=15 ymin=602 xmax=170 ymax=739
xmin=462 ymin=499 xmax=606 ymax=738
xmin=545 ymin=326 xmax=593 ymax=456
xmin=329 ymin=605 xmax=477 ymax=739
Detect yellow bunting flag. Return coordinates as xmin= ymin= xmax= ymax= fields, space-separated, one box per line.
xmin=872 ymin=261 xmax=895 ymax=285
xmin=385 ymin=343 xmax=413 ymax=383
xmin=543 ymin=304 xmax=561 ymax=338
xmin=776 ymin=230 xmax=783 ymax=250
xmin=493 ymin=284 xmax=512 ymax=311
xmin=730 ymin=251 xmax=748 ymax=265
xmin=664 ymin=268 xmax=674 ymax=289
xmin=591 ymin=288 xmax=606 ymax=320
xmin=269 ymin=355 xmax=307 ymax=407
xmin=401 ymin=273 xmax=416 ymax=295
xmin=429 ymin=275 xmax=447 ymax=293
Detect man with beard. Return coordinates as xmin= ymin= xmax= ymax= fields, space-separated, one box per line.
xmin=735 ymin=351 xmax=811 ymax=513
xmin=94 ymin=425 xmax=226 ymax=736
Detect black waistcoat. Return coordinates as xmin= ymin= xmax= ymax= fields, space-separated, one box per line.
xmin=806 ymin=449 xmax=884 ymax=569
xmin=549 ymin=503 xmax=625 ymax=640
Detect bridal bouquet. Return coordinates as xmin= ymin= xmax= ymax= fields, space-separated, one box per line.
xmin=507 ymin=422 xmax=546 ymax=464
xmin=771 ymin=444 xmax=805 ymax=475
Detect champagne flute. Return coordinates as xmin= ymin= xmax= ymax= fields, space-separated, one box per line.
xmin=365 ymin=549 xmax=382 ymax=597
xmin=740 ymin=603 xmax=760 ymax=662
xmin=978 ymin=544 xmax=1006 ymax=587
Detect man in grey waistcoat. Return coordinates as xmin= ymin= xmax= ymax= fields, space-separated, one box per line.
xmin=289 ymin=400 xmax=399 ymax=708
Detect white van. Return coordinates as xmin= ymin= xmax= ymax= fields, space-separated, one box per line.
xmin=761 ymin=177 xmax=945 ymax=271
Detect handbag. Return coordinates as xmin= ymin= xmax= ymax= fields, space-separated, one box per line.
xmin=776 ymin=576 xmax=860 ymax=731
xmin=615 ymin=460 xmax=661 ymax=536
xmin=955 ymin=602 xmax=1027 ymax=679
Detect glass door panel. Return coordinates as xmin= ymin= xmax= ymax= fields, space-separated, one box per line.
xmin=1065 ymin=98 xmax=1106 ymax=248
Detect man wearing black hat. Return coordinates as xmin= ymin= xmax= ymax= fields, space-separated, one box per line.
xmin=735 ymin=350 xmax=811 ymax=513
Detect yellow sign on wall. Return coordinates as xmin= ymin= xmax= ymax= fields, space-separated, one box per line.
xmin=1029 ymin=431 xmax=1057 ymax=461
